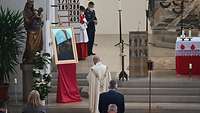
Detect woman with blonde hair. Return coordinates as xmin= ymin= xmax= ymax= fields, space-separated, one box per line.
xmin=22 ymin=90 xmax=46 ymax=113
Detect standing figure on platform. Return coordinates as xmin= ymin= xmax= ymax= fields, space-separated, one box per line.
xmin=85 ymin=1 xmax=97 ymax=56
xmin=76 ymin=6 xmax=89 ymax=60
xmin=87 ymin=56 xmax=112 ymax=113
xmin=23 ymin=0 xmax=43 ymax=63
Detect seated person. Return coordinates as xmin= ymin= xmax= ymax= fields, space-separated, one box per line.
xmin=107 ymin=104 xmax=117 ymax=113
xmin=22 ymin=90 xmax=46 ymax=113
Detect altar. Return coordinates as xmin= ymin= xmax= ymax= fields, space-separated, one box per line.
xmin=176 ymin=37 xmax=200 ymax=76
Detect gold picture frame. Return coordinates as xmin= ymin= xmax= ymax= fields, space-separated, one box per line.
xmin=51 ymin=26 xmax=78 ymax=64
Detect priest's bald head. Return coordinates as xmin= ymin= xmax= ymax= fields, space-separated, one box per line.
xmin=27 ymin=0 xmax=33 ymax=2
xmin=93 ymin=55 xmax=101 ymax=65
xmin=27 ymin=0 xmax=34 ymax=4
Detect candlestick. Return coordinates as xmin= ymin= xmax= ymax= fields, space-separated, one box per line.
xmin=180 ymin=29 xmax=185 ymax=41
xmin=188 ymin=29 xmax=192 ymax=41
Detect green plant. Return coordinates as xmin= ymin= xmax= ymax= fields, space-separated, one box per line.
xmin=32 ymin=52 xmax=52 ymax=100
xmin=0 ymin=100 xmax=6 ymax=108
xmin=0 ymin=6 xmax=25 ymax=84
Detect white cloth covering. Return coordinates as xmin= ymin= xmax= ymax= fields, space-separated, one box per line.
xmin=176 ymin=37 xmax=200 ymax=56
xmin=77 ymin=18 xmax=88 ymax=43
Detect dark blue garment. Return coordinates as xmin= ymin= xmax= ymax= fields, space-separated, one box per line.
xmin=87 ymin=30 xmax=95 ymax=55
xmin=22 ymin=104 xmax=47 ymax=113
xmin=0 ymin=111 xmax=5 ymax=113
xmin=99 ymin=90 xmax=125 ymax=113
xmin=85 ymin=8 xmax=97 ymax=55
xmin=85 ymin=8 xmax=97 ymax=31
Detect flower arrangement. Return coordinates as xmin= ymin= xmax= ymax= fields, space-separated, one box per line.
xmin=32 ymin=52 xmax=52 ymax=100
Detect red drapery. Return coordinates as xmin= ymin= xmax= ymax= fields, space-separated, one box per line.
xmin=56 ymin=64 xmax=81 ymax=103
xmin=176 ymin=56 xmax=200 ymax=76
xmin=76 ymin=43 xmax=88 ymax=60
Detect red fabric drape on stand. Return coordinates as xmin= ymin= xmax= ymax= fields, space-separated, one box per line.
xmin=76 ymin=43 xmax=88 ymax=60
xmin=176 ymin=56 xmax=200 ymax=76
xmin=56 ymin=64 xmax=81 ymax=103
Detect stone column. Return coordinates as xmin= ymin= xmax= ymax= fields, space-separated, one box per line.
xmin=21 ymin=64 xmax=33 ymax=102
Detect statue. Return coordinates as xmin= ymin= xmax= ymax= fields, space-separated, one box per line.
xmin=23 ymin=0 xmax=44 ymax=63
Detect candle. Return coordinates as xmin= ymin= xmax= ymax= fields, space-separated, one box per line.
xmin=182 ymin=30 xmax=185 ymax=37
xmin=189 ymin=63 xmax=192 ymax=69
xmin=14 ymin=78 xmax=17 ymax=84
xmin=146 ymin=0 xmax=149 ymax=10
xmin=118 ymin=0 xmax=122 ymax=10
xmin=189 ymin=29 xmax=192 ymax=37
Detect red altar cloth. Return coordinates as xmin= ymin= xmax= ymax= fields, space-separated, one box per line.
xmin=176 ymin=37 xmax=200 ymax=76
xmin=176 ymin=56 xmax=200 ymax=75
xmin=57 ymin=64 xmax=81 ymax=103
xmin=76 ymin=43 xmax=88 ymax=60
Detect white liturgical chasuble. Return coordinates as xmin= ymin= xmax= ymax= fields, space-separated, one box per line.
xmin=87 ymin=62 xmax=112 ymax=113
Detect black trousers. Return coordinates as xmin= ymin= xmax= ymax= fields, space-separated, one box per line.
xmin=87 ymin=30 xmax=95 ymax=55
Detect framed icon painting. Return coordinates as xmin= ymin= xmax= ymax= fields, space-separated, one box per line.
xmin=51 ymin=27 xmax=78 ymax=64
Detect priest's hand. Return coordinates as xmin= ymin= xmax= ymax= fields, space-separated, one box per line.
xmin=93 ymin=20 xmax=98 ymax=25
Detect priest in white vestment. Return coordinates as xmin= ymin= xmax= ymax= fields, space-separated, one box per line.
xmin=87 ymin=56 xmax=112 ymax=113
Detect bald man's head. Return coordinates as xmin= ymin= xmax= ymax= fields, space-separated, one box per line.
xmin=27 ymin=0 xmax=34 ymax=2
xmin=93 ymin=56 xmax=101 ymax=65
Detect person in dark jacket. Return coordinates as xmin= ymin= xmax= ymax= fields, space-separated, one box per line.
xmin=85 ymin=1 xmax=97 ymax=56
xmin=22 ymin=90 xmax=46 ymax=113
xmin=99 ymin=80 xmax=125 ymax=113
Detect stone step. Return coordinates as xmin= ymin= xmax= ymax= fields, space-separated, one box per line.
xmin=47 ymin=94 xmax=200 ymax=113
xmin=49 ymin=90 xmax=200 ymax=103
xmin=47 ymin=108 xmax=89 ymax=113
xmin=50 ymin=77 xmax=88 ymax=93
xmin=47 ymin=102 xmax=200 ymax=113
xmin=50 ymin=86 xmax=200 ymax=96
xmin=51 ymin=78 xmax=88 ymax=87
xmin=118 ymin=79 xmax=200 ymax=88
xmin=47 ymin=93 xmax=88 ymax=107
xmin=124 ymin=95 xmax=200 ymax=103
xmin=7 ymin=101 xmax=200 ymax=113
xmin=125 ymin=103 xmax=200 ymax=113
xmin=125 ymin=109 xmax=200 ymax=113
xmin=119 ymin=88 xmax=200 ymax=96
xmin=52 ymin=72 xmax=88 ymax=79
xmin=51 ymin=78 xmax=200 ymax=89
xmin=49 ymin=85 xmax=83 ymax=93
xmin=49 ymin=86 xmax=57 ymax=93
